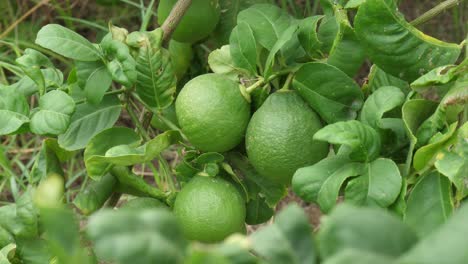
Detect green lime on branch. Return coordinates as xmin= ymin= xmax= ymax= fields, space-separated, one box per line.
xmin=246 ymin=91 xmax=329 ymax=185
xmin=173 ymin=176 xmax=246 ymax=243
xmin=158 ymin=0 xmax=221 ymax=43
xmin=176 ymin=74 xmax=251 ymax=152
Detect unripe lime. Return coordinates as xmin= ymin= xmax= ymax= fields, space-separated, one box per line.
xmin=157 ymin=0 xmax=220 ymax=43
xmin=175 ymin=74 xmax=250 ymax=152
xmin=246 ymin=91 xmax=328 ymax=184
xmin=173 ymin=176 xmax=246 ymax=243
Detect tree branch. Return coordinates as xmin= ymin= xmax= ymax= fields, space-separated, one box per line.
xmin=161 ymin=0 xmax=193 ymax=42
xmin=410 ymin=0 xmax=459 ymax=27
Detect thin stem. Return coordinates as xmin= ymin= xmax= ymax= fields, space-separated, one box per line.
xmin=74 ymin=88 xmax=126 ymax=104
xmin=279 ymin=73 xmax=294 ymax=91
xmin=140 ymin=0 xmax=157 ymax=31
xmin=246 ymin=78 xmax=265 ymax=93
xmin=411 ymin=0 xmax=460 ymax=27
xmin=126 ymin=101 xmax=151 ymax=141
xmin=161 ymin=0 xmax=193 ymax=42
xmin=0 ymin=0 xmax=50 ymax=39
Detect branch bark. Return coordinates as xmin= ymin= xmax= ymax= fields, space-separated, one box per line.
xmin=161 ymin=0 xmax=193 ymax=42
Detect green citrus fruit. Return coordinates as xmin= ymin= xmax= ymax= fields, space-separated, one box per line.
xmin=121 ymin=197 xmax=167 ymax=209
xmin=173 ymin=176 xmax=246 ymax=243
xmin=169 ymin=40 xmax=193 ymax=80
xmin=157 ymin=0 xmax=220 ymax=43
xmin=245 ymin=91 xmax=328 ymax=184
xmin=175 ymin=74 xmax=250 ymax=152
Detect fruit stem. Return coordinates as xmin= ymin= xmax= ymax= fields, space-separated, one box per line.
xmin=126 ymin=100 xmax=151 ymax=141
xmin=279 ymin=73 xmax=294 ymax=92
xmin=410 ymin=0 xmax=459 ymax=27
xmin=156 ymin=112 xmax=189 ymax=141
xmin=245 ymin=78 xmax=265 ymax=94
xmin=161 ymin=0 xmax=193 ymax=43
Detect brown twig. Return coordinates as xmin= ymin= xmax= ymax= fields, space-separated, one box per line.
xmin=0 ymin=0 xmax=50 ymax=39
xmin=160 ymin=0 xmax=193 ymax=43
xmin=410 ymin=0 xmax=460 ymax=27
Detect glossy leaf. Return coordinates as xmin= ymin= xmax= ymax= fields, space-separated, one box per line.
xmin=326 ymin=8 xmax=365 ymax=77
xmin=398 ymin=203 xmax=468 ymax=264
xmin=263 ymin=24 xmax=299 ymax=78
xmin=317 ymin=162 xmax=365 ymax=213
xmin=360 ymin=86 xmax=405 ymax=129
xmin=355 ymin=0 xmax=461 ymax=82
xmin=237 ymin=4 xmax=292 ymax=51
xmin=230 ymin=22 xmax=257 ymax=75
xmin=227 ymin=153 xmax=287 ymax=207
xmin=15 ymin=49 xmax=55 ymax=95
xmin=318 ymin=204 xmax=418 ymax=259
xmin=293 ymin=63 xmax=363 ymax=123
xmin=102 ymin=39 xmax=137 ymax=87
xmin=364 ymin=65 xmax=409 ymax=94
xmin=87 ymin=209 xmax=187 ymax=264
xmin=58 ymin=95 xmax=122 ymax=151
xmin=208 ymin=45 xmax=249 ymax=80
xmin=344 ymin=158 xmax=402 ymax=208
xmin=0 ymin=87 xmax=29 ymax=135
xmin=298 ymin=16 xmax=323 ymax=58
xmin=35 ymin=24 xmax=101 ymax=61
xmin=30 ymin=90 xmax=75 ymax=135
xmin=314 ymin=120 xmax=381 ymax=162
xmin=73 ymin=174 xmax=117 ymax=215
xmin=411 ymin=65 xmax=459 ymax=89
xmin=127 ymin=29 xmax=176 ymax=109
xmin=405 ymin=171 xmax=453 ymax=238
xmin=250 ymin=204 xmax=315 ymax=264
xmin=84 ymin=64 xmax=112 ymax=105
xmin=413 ymin=123 xmax=458 ymax=171
xmin=89 ymin=130 xmax=180 ymax=167
xmin=84 ymin=127 xmax=141 ymax=179
xmin=323 ymin=249 xmax=394 ymax=264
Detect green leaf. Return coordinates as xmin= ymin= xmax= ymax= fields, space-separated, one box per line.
xmin=127 ymin=29 xmax=176 ymax=109
xmin=43 ymin=138 xmax=76 ymax=162
xmin=0 ymin=243 xmax=15 ymax=263
xmin=40 ymin=207 xmax=92 ymax=264
xmin=226 ymin=153 xmax=287 ymax=207
xmin=411 ymin=65 xmax=459 ymax=89
xmin=237 ymin=4 xmax=292 ymax=51
xmin=317 ymin=14 xmax=338 ymax=53
xmin=84 ymin=127 xmax=141 ymax=179
xmin=323 ymin=249 xmax=395 ymax=264
xmin=360 ymin=86 xmax=405 ymax=129
xmin=405 ymin=171 xmax=453 ymax=238
xmin=354 ymin=0 xmax=461 ymax=82
xmin=35 ymin=24 xmax=101 ymax=61
xmin=213 ymin=0 xmax=268 ymax=45
xmin=326 ymin=8 xmax=365 ymax=77
xmin=102 ymin=39 xmax=137 ymax=87
xmin=58 ymin=95 xmax=121 ymax=151
xmin=30 ymin=90 xmax=76 ymax=135
xmin=344 ymin=158 xmax=402 ymax=208
xmin=230 ymin=22 xmax=257 ymax=75
xmin=317 ymin=162 xmax=365 ymax=213
xmin=208 ymin=45 xmax=249 ymax=81
xmin=0 ymin=228 xmax=14 ymax=249
xmin=84 ymin=64 xmax=112 ymax=105
xmin=314 ymin=120 xmax=381 ymax=162
xmin=398 ymin=203 xmax=468 ymax=264
xmin=344 ymin=0 xmax=366 ymax=8
xmin=364 ymin=65 xmax=409 ymax=94
xmin=263 ymin=24 xmax=299 ymax=78
xmin=89 ymin=130 xmax=180 ymax=167
xmin=414 ymin=104 xmax=446 ymax=148
xmin=441 ymin=74 xmax=468 ymax=107
xmin=87 ymin=208 xmax=187 ymax=264
xmin=435 ymin=123 xmax=468 ymax=199
xmin=111 ymin=166 xmax=167 ymax=200
xmin=73 ymin=173 xmax=117 ymax=215
xmin=0 ymin=87 xmax=29 ymax=135
xmin=318 ymin=203 xmax=418 ymax=259
xmin=245 ymin=197 xmax=274 ymax=225
xmin=30 ymin=140 xmax=64 ymax=184
xmin=293 ymin=62 xmax=363 ymax=123
xmin=297 ymin=16 xmax=323 ymax=58
xmin=293 ymin=155 xmax=351 ymax=202
xmin=413 ymin=122 xmax=458 ymax=171
xmin=251 ymin=204 xmax=316 ymax=264
xmin=15 ymin=49 xmax=55 ymax=95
